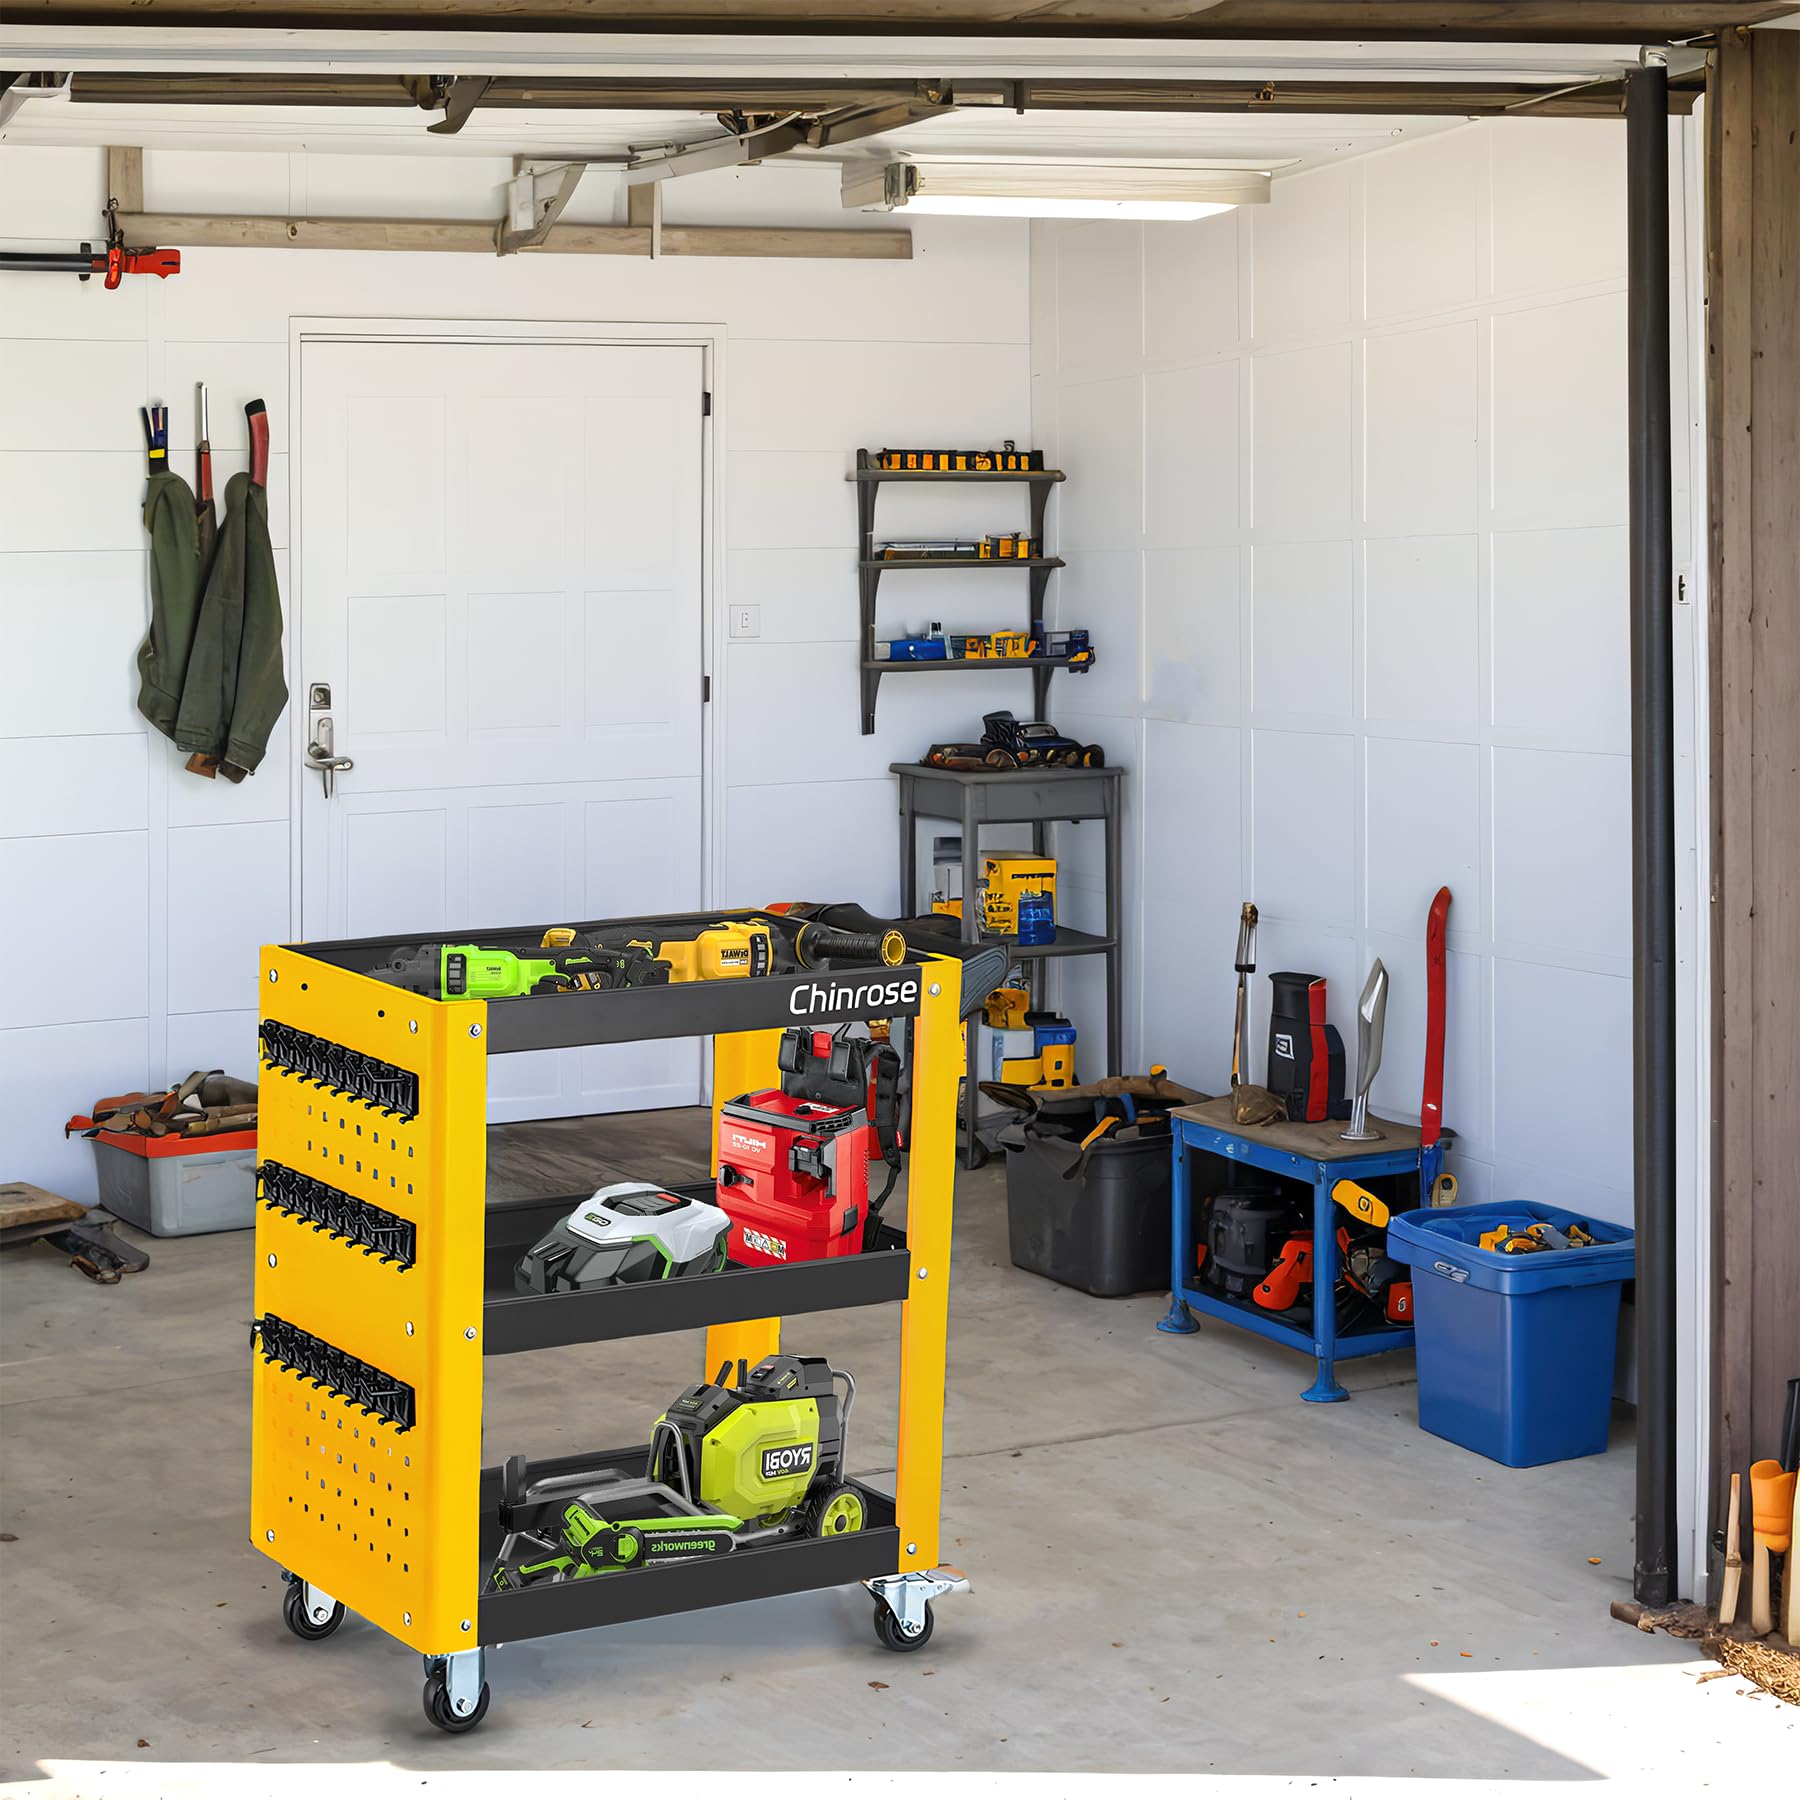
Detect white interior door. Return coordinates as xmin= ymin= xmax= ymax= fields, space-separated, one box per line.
xmin=298 ymin=336 xmax=707 ymax=1121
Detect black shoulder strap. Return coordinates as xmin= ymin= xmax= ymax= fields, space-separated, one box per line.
xmin=867 ymin=1044 xmax=904 ymax=1215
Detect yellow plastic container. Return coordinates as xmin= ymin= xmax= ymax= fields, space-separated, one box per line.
xmin=979 ymin=855 xmax=1056 ymax=936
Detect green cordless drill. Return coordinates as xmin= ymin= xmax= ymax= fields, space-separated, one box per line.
xmin=374 ymin=941 xmax=671 ymax=1000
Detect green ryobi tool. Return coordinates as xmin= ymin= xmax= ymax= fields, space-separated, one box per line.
xmin=487 ymin=1354 xmax=866 ymax=1590
xmin=374 ymin=939 xmax=671 ymax=1000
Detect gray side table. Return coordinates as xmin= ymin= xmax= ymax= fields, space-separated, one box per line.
xmin=890 ymin=762 xmax=1124 ymax=1164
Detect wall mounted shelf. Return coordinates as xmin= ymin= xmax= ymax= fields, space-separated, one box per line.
xmin=850 ymin=449 xmax=1071 ymax=734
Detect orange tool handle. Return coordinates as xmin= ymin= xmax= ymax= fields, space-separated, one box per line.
xmin=1253 ymin=1235 xmax=1313 ymax=1311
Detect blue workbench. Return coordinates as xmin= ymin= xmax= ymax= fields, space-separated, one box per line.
xmin=1156 ymin=1097 xmax=1447 ymax=1402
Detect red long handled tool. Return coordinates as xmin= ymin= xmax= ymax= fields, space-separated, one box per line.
xmin=1421 ymin=886 xmax=1452 ymax=1149
xmin=246 ymin=398 xmax=270 ymax=489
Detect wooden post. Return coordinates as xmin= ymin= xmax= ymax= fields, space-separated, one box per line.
xmin=106 ymin=146 xmax=143 ymax=212
xmin=627 ymin=182 xmax=663 ymax=258
xmin=1705 ymin=23 xmax=1800 ymax=1608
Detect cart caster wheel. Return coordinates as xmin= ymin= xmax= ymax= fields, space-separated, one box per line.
xmin=282 ymin=1583 xmax=345 ymax=1641
xmin=874 ymin=1599 xmax=934 ymax=1652
xmin=423 ymin=1674 xmax=490 ymax=1734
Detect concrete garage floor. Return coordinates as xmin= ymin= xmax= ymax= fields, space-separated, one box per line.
xmin=2 ymin=1116 xmax=1792 ymax=1793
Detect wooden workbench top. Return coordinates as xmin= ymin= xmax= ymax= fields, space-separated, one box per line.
xmin=1170 ymin=1096 xmax=1424 ymax=1161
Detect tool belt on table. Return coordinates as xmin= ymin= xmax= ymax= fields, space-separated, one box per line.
xmin=67 ymin=1069 xmax=257 ymax=1139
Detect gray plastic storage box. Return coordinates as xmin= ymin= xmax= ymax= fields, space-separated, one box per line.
xmin=90 ymin=1136 xmax=257 ymax=1237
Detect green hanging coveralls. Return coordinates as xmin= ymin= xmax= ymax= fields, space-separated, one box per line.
xmin=173 ymin=470 xmax=288 ymax=782
xmin=137 ymin=467 xmax=288 ymax=783
xmin=135 ymin=469 xmax=208 ymax=743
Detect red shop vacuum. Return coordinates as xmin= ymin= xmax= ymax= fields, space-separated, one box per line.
xmin=716 ymin=1027 xmax=902 ymax=1266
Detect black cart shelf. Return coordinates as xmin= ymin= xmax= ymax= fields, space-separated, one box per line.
xmin=851 ymin=449 xmax=1071 ymax=733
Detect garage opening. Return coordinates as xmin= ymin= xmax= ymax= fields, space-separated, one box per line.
xmin=3 ymin=7 xmax=1795 ymax=1784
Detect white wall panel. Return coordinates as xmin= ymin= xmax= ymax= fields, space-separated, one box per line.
xmin=1029 ymin=222 xmax=1059 ymax=378
xmin=1363 ymin=127 xmax=1482 ymax=321
xmin=725 ymin=452 xmax=857 ymax=551
xmin=0 ymin=340 xmax=148 ymax=451
xmin=1251 ymin=540 xmax=1352 ymax=720
xmin=1056 ymin=377 xmax=1143 ymax=549
xmin=1144 ymin=546 xmax=1239 ymax=726
xmin=0 ymin=832 xmax=148 ymax=1028
xmin=1493 ymin=957 xmax=1632 ymax=1204
xmin=164 ymin=1007 xmax=261 ymax=1087
xmin=1492 ymin=747 xmax=1630 ymax=965
xmin=724 ymin=776 xmax=899 ymax=912
xmin=1144 ymin=361 xmax=1238 ymax=548
xmin=1250 ymin=164 xmax=1352 ymax=343
xmin=1250 ymin=728 xmax=1355 ymax=928
xmin=150 ymin=148 xmax=293 ymax=214
xmin=0 ymin=1017 xmax=151 ymax=1205
xmin=0 ymin=146 xmax=103 ymax=238
xmin=1140 ymin=718 xmax=1241 ymax=1087
xmin=4 ymin=551 xmax=146 ymax=739
xmin=726 ymin=547 xmax=856 ymax=643
xmin=730 ymin=339 xmax=1029 ymax=453
xmin=1490 ymin=118 xmax=1627 ymax=298
xmin=165 ymin=820 xmax=290 ymax=1016
xmin=1144 ymin=210 xmax=1240 ymax=360
xmin=1251 ymin=343 xmax=1353 ymax=541
xmin=1491 ymin=525 xmax=1629 ymax=751
xmin=1363 ymin=535 xmax=1479 ymax=728
xmin=0 ymin=267 xmax=149 ymax=341
xmin=1491 ymin=292 xmax=1628 ymax=531
xmin=0 ymin=734 xmax=146 ymax=840
xmin=1056 ymin=222 xmax=1143 ymax=373
xmin=1054 ymin=548 xmax=1142 ymax=717
xmin=0 ymin=452 xmax=144 ymax=552
xmin=1364 ymin=320 xmax=1478 ymax=537
xmin=1363 ymin=736 xmax=1481 ymax=940
xmin=724 ymin=639 xmax=1021 ymax=787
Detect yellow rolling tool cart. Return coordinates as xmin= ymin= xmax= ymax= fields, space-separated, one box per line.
xmin=252 ymin=908 xmax=985 ymax=1732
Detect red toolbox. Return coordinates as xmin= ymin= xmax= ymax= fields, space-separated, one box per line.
xmin=714 ymin=1028 xmax=900 ymax=1266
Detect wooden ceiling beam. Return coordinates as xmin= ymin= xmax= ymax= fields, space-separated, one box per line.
xmin=117 ymin=207 xmax=912 ymax=257
xmin=11 ymin=2 xmax=1797 ymax=44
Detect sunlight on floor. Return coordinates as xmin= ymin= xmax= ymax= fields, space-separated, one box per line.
xmin=1403 ymin=1655 xmax=1796 ymax=1780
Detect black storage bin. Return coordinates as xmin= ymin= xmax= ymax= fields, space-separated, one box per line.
xmin=998 ymin=1121 xmax=1173 ymax=1297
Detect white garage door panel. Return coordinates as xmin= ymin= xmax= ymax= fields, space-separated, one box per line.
xmin=301 ymin=337 xmax=706 ymax=1120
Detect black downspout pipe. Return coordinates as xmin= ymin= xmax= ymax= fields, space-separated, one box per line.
xmin=1627 ymin=54 xmax=1677 ymax=1609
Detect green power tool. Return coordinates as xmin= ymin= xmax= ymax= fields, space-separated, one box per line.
xmin=374 ymin=940 xmax=670 ymax=1000
xmin=488 ymin=1354 xmax=866 ymax=1589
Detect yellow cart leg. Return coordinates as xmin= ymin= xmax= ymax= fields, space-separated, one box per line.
xmin=706 ymin=1027 xmax=784 ymax=1376
xmin=893 ymin=963 xmax=959 ymax=1573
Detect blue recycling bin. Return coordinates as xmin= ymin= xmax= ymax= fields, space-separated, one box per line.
xmin=1386 ymin=1200 xmax=1635 ymax=1468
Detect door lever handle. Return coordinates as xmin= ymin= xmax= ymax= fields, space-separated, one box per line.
xmin=305 ymin=743 xmax=354 ymax=799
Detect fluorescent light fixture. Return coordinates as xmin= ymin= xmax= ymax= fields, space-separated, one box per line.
xmin=842 ymin=160 xmax=1269 ymax=221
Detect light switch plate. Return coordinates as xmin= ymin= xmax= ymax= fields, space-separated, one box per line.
xmin=730 ymin=604 xmax=762 ymax=639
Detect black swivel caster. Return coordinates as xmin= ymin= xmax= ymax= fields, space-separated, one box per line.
xmin=282 ymin=1582 xmax=345 ymax=1641
xmin=423 ymin=1672 xmax=491 ymax=1734
xmin=873 ymin=1598 xmax=935 ymax=1652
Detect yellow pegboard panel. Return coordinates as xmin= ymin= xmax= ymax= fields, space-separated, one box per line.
xmin=251 ymin=946 xmax=486 ymax=1655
